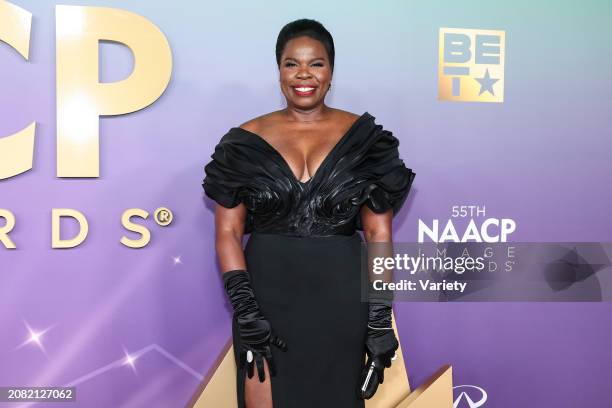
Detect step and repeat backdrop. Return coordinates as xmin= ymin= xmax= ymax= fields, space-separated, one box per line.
xmin=1 ymin=0 xmax=611 ymax=407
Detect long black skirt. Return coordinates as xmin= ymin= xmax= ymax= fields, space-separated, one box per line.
xmin=232 ymin=231 xmax=369 ymax=408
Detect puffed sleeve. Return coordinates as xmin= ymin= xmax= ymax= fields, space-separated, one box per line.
xmin=202 ymin=136 xmax=245 ymax=208
xmin=356 ymin=128 xmax=415 ymax=229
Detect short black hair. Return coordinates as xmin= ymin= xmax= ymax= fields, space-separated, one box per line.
xmin=275 ymin=19 xmax=335 ymax=72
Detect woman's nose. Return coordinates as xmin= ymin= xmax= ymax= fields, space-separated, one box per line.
xmin=296 ymin=67 xmax=312 ymax=78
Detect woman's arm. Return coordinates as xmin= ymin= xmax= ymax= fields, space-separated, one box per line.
xmin=214 ymin=202 xmax=287 ymax=382
xmin=361 ymin=205 xmax=392 ymax=242
xmin=358 ymin=205 xmax=399 ymax=400
xmin=214 ymin=203 xmax=247 ymax=273
xmin=361 ymin=205 xmax=394 ymax=293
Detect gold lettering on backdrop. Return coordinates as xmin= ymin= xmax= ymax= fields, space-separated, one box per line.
xmin=0 ymin=2 xmax=173 ymax=180
xmin=56 ymin=5 xmax=172 ymax=177
xmin=120 ymin=208 xmax=151 ymax=248
xmin=0 ymin=209 xmax=17 ymax=249
xmin=51 ymin=209 xmax=89 ymax=248
xmin=0 ymin=1 xmax=35 ymax=180
xmin=0 ymin=207 xmax=165 ymax=249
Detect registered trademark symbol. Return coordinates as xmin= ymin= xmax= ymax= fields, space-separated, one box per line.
xmin=154 ymin=207 xmax=173 ymax=226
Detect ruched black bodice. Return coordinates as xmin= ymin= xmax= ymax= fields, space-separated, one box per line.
xmin=202 ymin=112 xmax=415 ymax=237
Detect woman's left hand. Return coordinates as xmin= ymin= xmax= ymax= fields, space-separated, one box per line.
xmin=358 ymin=298 xmax=399 ymax=399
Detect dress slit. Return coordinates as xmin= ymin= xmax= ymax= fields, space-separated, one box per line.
xmin=230 ymin=231 xmax=369 ymax=408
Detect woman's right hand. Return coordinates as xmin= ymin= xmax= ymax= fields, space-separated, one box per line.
xmin=236 ymin=316 xmax=288 ymax=381
xmin=224 ymin=269 xmax=288 ymax=382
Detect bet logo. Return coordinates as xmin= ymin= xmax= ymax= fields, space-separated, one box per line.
xmin=438 ymin=27 xmax=505 ymax=103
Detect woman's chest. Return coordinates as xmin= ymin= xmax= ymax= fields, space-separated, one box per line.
xmin=240 ymin=172 xmax=368 ymax=236
xmin=240 ymin=121 xmax=359 ymax=185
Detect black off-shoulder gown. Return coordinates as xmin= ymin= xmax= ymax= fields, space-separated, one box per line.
xmin=203 ymin=112 xmax=415 ymax=408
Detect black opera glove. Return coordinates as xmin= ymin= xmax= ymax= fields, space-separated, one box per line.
xmin=223 ymin=269 xmax=288 ymax=382
xmin=358 ymin=298 xmax=399 ymax=400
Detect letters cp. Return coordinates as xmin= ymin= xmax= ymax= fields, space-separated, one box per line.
xmin=0 ymin=2 xmax=172 ymax=180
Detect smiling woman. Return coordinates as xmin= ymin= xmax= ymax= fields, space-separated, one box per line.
xmin=276 ymin=48 xmax=333 ymax=129
xmin=276 ymin=20 xmax=334 ymax=107
xmin=202 ymin=18 xmax=415 ymax=408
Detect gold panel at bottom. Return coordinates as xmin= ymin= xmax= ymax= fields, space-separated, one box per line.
xmin=188 ymin=339 xmax=236 ymax=408
xmin=397 ymin=365 xmax=453 ymax=408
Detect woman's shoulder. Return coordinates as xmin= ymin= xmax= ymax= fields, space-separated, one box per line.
xmin=236 ymin=110 xmax=285 ymax=135
xmin=238 ymin=108 xmax=364 ymax=130
xmin=227 ymin=109 xmax=374 ymax=149
xmin=330 ymin=108 xmax=362 ymax=123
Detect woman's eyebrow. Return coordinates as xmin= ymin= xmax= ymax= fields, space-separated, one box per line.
xmin=282 ymin=56 xmax=326 ymax=62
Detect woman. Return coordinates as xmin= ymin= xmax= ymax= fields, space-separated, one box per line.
xmin=203 ymin=19 xmax=415 ymax=408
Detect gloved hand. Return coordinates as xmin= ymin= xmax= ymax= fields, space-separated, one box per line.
xmin=223 ymin=269 xmax=288 ymax=382
xmin=358 ymin=298 xmax=398 ymax=399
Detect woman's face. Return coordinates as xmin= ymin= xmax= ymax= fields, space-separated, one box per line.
xmin=279 ymin=35 xmax=332 ymax=111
